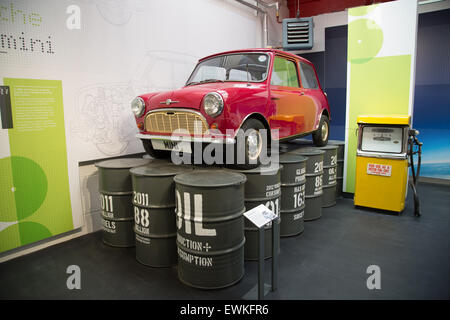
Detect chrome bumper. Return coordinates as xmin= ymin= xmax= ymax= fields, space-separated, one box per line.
xmin=136 ymin=133 xmax=236 ymax=144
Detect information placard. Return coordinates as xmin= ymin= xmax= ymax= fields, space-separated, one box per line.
xmin=244 ymin=204 xmax=277 ymax=229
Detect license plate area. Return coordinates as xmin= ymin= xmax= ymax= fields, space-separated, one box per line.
xmin=151 ymin=139 xmax=192 ymax=153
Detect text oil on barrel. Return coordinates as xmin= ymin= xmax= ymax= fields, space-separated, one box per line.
xmin=277 ymin=153 xmax=307 ymax=237
xmin=289 ymin=148 xmax=325 ymax=221
xmin=228 ymin=165 xmax=282 ymax=260
xmin=131 ymin=163 xmax=192 ymax=267
xmin=95 ymin=158 xmax=151 ymax=247
xmin=318 ymin=145 xmax=338 ymax=207
xmin=174 ymin=170 xmax=246 ymax=289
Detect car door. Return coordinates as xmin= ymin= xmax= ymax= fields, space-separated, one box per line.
xmin=269 ymin=55 xmax=309 ymax=139
xmin=298 ymin=60 xmax=321 ymax=133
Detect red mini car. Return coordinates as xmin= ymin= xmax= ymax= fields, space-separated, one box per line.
xmin=132 ymin=48 xmax=331 ymax=168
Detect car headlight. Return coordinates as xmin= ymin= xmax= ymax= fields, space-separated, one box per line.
xmin=203 ymin=92 xmax=224 ymax=117
xmin=131 ymin=97 xmax=145 ymax=117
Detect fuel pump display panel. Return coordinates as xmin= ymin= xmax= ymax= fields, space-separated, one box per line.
xmin=361 ymin=126 xmax=403 ymax=154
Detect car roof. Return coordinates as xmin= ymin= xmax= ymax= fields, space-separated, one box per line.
xmin=199 ymin=48 xmax=312 ymax=64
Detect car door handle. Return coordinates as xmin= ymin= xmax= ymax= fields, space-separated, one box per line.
xmin=271 ymin=97 xmax=280 ymax=100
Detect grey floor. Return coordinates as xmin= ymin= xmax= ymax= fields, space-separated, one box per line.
xmin=1 ymin=182 xmax=449 ymax=300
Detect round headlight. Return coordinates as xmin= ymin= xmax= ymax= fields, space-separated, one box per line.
xmin=203 ymin=92 xmax=224 ymax=117
xmin=131 ymin=97 xmax=145 ymax=117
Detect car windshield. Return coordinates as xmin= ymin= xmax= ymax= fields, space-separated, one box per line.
xmin=186 ymin=53 xmax=270 ymax=85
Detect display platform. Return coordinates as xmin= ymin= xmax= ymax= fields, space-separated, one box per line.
xmin=94 ymin=139 xmax=346 ymax=290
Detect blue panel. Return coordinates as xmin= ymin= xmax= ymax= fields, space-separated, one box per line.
xmin=324 ymin=25 xmax=348 ymax=141
xmin=415 ymin=9 xmax=450 ymax=86
xmin=414 ymin=85 xmax=450 ymax=130
xmin=413 ymin=9 xmax=450 ymax=179
xmin=324 ymin=88 xmax=346 ymax=140
xmin=325 ymin=25 xmax=348 ymax=89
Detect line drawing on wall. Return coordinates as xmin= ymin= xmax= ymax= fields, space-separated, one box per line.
xmin=70 ymin=51 xmax=199 ymax=156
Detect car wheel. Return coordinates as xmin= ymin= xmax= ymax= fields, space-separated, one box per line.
xmin=233 ymin=118 xmax=268 ymax=170
xmin=313 ymin=115 xmax=329 ymax=147
xmin=141 ymin=139 xmax=171 ymax=159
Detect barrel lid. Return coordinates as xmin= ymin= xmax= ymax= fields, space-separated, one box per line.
xmin=174 ymin=170 xmax=246 ymax=188
xmin=318 ymin=145 xmax=339 ymax=151
xmin=289 ymin=147 xmax=325 ymax=156
xmin=95 ymin=158 xmax=151 ymax=169
xmin=277 ymin=153 xmax=308 ymax=164
xmin=228 ymin=164 xmax=282 ymax=175
xmin=130 ymin=163 xmax=191 ymax=177
xmin=328 ymin=140 xmax=345 ymax=146
xmin=292 ymin=138 xmax=314 ymax=145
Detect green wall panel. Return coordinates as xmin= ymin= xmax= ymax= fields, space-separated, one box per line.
xmin=0 ymin=78 xmax=73 ymax=253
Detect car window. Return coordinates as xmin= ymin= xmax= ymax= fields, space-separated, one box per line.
xmin=187 ymin=53 xmax=269 ymax=84
xmin=299 ymin=61 xmax=319 ymax=89
xmin=191 ymin=66 xmax=226 ymax=82
xmin=270 ymin=56 xmax=299 ymax=87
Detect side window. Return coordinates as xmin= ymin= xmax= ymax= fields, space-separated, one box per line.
xmin=299 ymin=61 xmax=319 ymax=89
xmin=271 ymin=56 xmax=299 ymax=87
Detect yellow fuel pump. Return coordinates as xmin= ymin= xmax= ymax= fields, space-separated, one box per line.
xmin=354 ymin=115 xmax=412 ymax=213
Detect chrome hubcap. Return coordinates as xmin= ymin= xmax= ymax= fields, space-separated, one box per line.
xmin=247 ymin=130 xmax=262 ymax=161
xmin=321 ymin=121 xmax=329 ymax=141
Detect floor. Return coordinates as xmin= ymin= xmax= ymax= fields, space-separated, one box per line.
xmin=1 ymin=182 xmax=449 ymax=300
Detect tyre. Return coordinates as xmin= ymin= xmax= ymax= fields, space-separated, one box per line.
xmin=232 ymin=118 xmax=268 ymax=170
xmin=313 ymin=115 xmax=329 ymax=147
xmin=141 ymin=139 xmax=171 ymax=159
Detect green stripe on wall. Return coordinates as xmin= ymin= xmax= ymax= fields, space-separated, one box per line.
xmin=346 ymin=55 xmax=411 ymax=193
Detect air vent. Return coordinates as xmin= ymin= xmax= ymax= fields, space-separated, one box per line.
xmin=282 ymin=17 xmax=313 ymax=50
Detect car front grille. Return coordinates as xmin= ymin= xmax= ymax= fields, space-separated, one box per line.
xmin=145 ymin=110 xmax=208 ymax=135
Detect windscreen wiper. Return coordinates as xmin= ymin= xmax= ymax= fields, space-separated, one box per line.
xmin=199 ymin=79 xmax=225 ymax=84
xmin=186 ymin=79 xmax=224 ymax=86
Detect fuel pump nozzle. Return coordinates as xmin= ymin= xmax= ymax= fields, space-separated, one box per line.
xmin=408 ymin=128 xmax=422 ymax=217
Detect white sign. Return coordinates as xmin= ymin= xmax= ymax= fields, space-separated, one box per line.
xmin=244 ymin=204 xmax=277 ymax=229
xmin=367 ymin=163 xmax=392 ymax=177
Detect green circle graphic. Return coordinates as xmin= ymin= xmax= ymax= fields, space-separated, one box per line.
xmin=0 ymin=156 xmax=48 ymax=222
xmin=0 ymin=221 xmax=52 ymax=251
xmin=348 ymin=19 xmax=383 ymax=64
xmin=349 ymin=5 xmax=378 ymax=17
xmin=18 ymin=221 xmax=52 ymax=246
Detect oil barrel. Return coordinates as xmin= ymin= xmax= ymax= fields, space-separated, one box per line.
xmin=174 ymin=170 xmax=246 ymax=289
xmin=289 ymin=148 xmax=324 ymax=221
xmin=228 ymin=165 xmax=282 ymax=260
xmin=142 ymin=154 xmax=170 ymax=164
xmin=328 ymin=140 xmax=345 ymax=196
xmin=277 ymin=153 xmax=307 ymax=237
xmin=318 ymin=145 xmax=338 ymax=207
xmin=130 ymin=163 xmax=192 ymax=267
xmin=95 ymin=158 xmax=151 ymax=247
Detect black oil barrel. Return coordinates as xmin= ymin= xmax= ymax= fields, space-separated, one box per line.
xmin=228 ymin=165 xmax=282 ymax=260
xmin=95 ymin=158 xmax=151 ymax=247
xmin=328 ymin=140 xmax=345 ymax=196
xmin=174 ymin=170 xmax=246 ymax=289
xmin=289 ymin=148 xmax=324 ymax=221
xmin=142 ymin=154 xmax=170 ymax=164
xmin=277 ymin=153 xmax=307 ymax=237
xmin=130 ymin=163 xmax=192 ymax=267
xmin=318 ymin=145 xmax=338 ymax=207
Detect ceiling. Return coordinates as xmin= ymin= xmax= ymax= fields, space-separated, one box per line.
xmin=286 ymin=0 xmax=395 ymax=17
